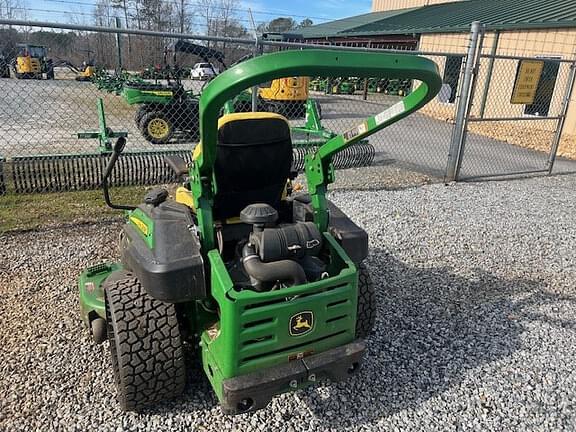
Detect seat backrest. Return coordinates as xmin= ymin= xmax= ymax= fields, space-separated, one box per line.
xmin=213 ymin=113 xmax=293 ymax=220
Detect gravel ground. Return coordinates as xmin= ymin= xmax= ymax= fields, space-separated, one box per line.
xmin=2 ymin=174 xmax=576 ymax=431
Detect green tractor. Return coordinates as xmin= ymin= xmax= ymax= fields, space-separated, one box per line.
xmin=331 ymin=77 xmax=357 ymax=95
xmin=78 ymin=49 xmax=441 ymax=414
xmin=309 ymin=77 xmax=327 ymax=92
xmin=123 ymin=41 xmax=225 ymax=144
xmin=310 ymin=77 xmax=357 ymax=95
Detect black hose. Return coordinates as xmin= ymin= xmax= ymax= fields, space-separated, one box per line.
xmin=242 ymin=244 xmax=307 ymax=290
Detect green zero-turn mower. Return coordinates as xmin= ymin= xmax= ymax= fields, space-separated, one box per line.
xmin=78 ymin=49 xmax=441 ymax=415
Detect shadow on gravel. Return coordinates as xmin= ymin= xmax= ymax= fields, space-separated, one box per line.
xmin=116 ymin=249 xmax=571 ymax=424
xmin=298 ymin=249 xmax=546 ymax=428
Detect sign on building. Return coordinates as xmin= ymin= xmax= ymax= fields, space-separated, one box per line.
xmin=511 ymin=60 xmax=544 ymax=105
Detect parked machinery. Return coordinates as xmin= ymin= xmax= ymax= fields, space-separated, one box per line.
xmin=14 ymin=44 xmax=54 ymax=79
xmin=122 ymin=41 xmax=225 ymax=144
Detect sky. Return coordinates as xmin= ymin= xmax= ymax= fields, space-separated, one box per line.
xmin=24 ymin=0 xmax=373 ymax=28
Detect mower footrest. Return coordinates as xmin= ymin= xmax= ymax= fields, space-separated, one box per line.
xmin=221 ymin=340 xmax=365 ymax=415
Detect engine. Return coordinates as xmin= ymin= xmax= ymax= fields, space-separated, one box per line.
xmin=229 ymin=203 xmax=327 ymax=292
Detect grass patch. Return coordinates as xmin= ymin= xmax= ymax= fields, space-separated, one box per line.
xmin=0 ymin=186 xmax=149 ymax=233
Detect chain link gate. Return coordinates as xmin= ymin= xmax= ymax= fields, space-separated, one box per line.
xmin=446 ymin=22 xmax=576 ymax=181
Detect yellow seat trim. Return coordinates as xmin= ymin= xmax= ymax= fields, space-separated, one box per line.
xmin=217 ymin=111 xmax=290 ymax=128
xmin=176 ymin=186 xmax=195 ymax=210
xmin=192 ymin=112 xmax=290 ymax=162
xmin=176 ymin=187 xmax=247 ymax=225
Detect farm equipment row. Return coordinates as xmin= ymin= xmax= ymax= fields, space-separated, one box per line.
xmin=310 ymin=76 xmax=412 ymax=96
xmin=92 ymin=69 xmax=147 ymax=94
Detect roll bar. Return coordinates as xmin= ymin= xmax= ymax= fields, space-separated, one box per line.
xmin=192 ymin=49 xmax=442 ymax=250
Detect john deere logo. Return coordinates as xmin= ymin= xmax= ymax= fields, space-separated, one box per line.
xmin=290 ymin=311 xmax=314 ymax=336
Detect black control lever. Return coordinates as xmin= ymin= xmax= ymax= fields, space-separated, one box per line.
xmin=102 ymin=137 xmax=137 ymax=211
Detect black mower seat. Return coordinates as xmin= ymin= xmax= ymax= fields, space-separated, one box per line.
xmin=212 ymin=112 xmax=293 ymax=220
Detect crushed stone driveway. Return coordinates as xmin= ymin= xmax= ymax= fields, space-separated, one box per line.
xmin=1 ymin=174 xmax=576 ymax=431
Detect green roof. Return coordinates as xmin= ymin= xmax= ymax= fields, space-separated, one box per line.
xmin=297 ymin=8 xmax=417 ymax=38
xmin=299 ymin=0 xmax=576 ymax=38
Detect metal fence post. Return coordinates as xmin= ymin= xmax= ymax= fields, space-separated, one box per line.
xmin=478 ymin=30 xmax=499 ymax=118
xmin=251 ymin=36 xmax=261 ymax=112
xmin=445 ymin=21 xmax=482 ymax=183
xmin=547 ymin=59 xmax=576 ymax=174
xmin=115 ymin=17 xmax=123 ymax=72
xmin=454 ymin=24 xmax=486 ymax=180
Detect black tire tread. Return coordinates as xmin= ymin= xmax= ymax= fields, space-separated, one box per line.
xmin=105 ymin=273 xmax=186 ymax=412
xmin=134 ymin=105 xmax=149 ymax=126
xmin=356 ymin=264 xmax=376 ymax=339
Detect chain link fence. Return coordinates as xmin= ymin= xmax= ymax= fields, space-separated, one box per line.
xmin=1 ymin=19 xmax=576 ymax=194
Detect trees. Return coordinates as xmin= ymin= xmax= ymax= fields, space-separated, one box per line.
xmin=110 ymin=0 xmax=132 ymax=53
xmin=0 ymin=0 xmax=317 ymax=71
xmin=174 ymin=0 xmax=193 ymax=34
xmin=0 ymin=0 xmax=26 ymax=20
xmin=266 ymin=17 xmax=297 ymax=33
xmin=257 ymin=17 xmax=314 ymax=34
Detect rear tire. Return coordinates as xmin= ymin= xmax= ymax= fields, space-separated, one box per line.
xmin=105 ymin=272 xmax=186 ymax=412
xmin=134 ymin=105 xmax=149 ymax=126
xmin=140 ymin=111 xmax=174 ymax=144
xmin=355 ymin=264 xmax=376 ymax=339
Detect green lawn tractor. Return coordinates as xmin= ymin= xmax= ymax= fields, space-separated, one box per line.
xmin=310 ymin=77 xmax=357 ymax=95
xmin=122 ymin=41 xmax=225 ymax=144
xmin=123 ymin=83 xmax=201 ymax=144
xmin=367 ymin=78 xmax=413 ymax=96
xmin=310 ymin=77 xmax=327 ymax=92
xmin=330 ymin=77 xmax=357 ymax=95
xmin=78 ymin=49 xmax=441 ymax=414
xmin=384 ymin=78 xmax=412 ymax=96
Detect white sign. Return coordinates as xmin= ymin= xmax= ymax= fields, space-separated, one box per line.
xmin=374 ymin=101 xmax=406 ymax=126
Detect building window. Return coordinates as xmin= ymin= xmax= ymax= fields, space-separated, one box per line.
xmin=443 ymin=56 xmax=463 ymax=104
xmin=524 ymin=60 xmax=559 ymax=117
